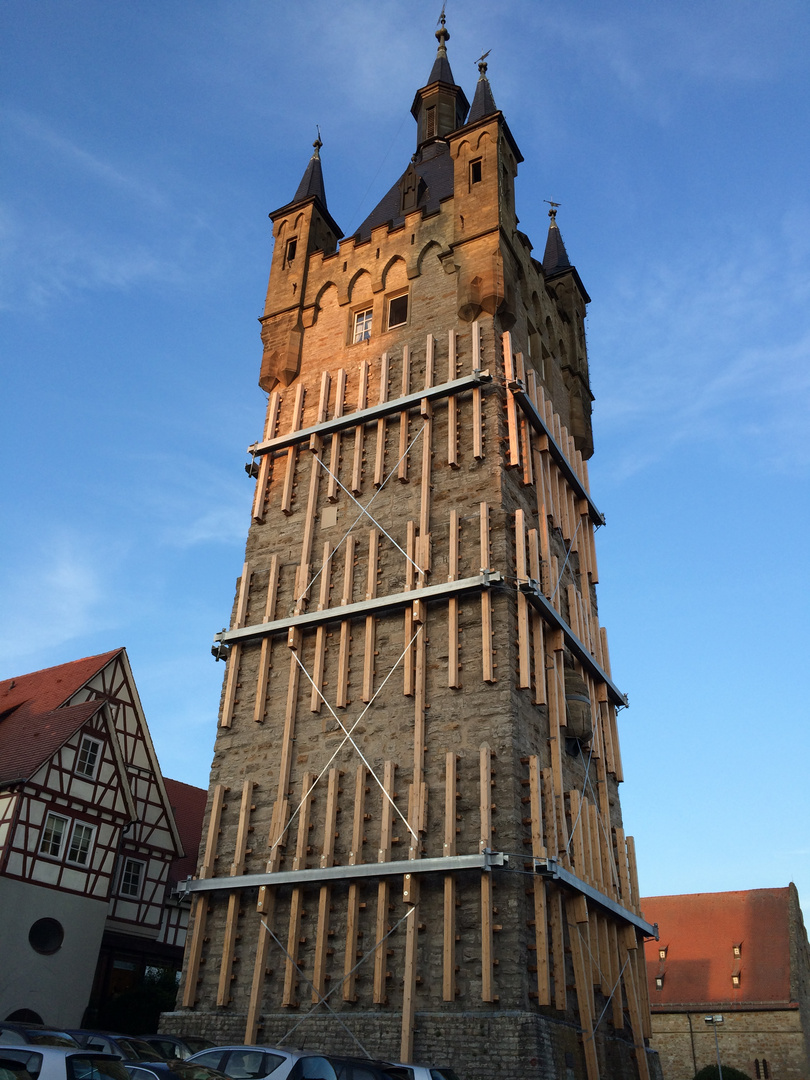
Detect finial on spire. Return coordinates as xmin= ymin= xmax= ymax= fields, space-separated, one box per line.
xmin=476 ymin=49 xmax=491 ymax=76
xmin=435 ymin=3 xmax=449 ymax=54
xmin=545 ymin=199 xmax=561 ymax=223
xmin=312 ymin=126 xmax=322 ymax=158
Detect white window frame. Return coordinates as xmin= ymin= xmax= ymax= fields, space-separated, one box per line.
xmin=119 ymin=856 xmax=146 ymax=898
xmin=352 ymin=307 xmax=373 ymax=344
xmin=39 ymin=811 xmax=69 ymax=859
xmin=66 ymin=820 xmax=95 ymax=866
xmin=76 ymin=734 xmax=102 ymax=779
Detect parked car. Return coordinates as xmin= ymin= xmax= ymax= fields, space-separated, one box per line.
xmin=63 ymin=1035 xmax=163 ymax=1065
xmin=0 ymin=1045 xmax=130 ymax=1080
xmin=385 ymin=1067 xmax=462 ymax=1080
xmin=136 ymin=1041 xmax=215 ymax=1063
xmin=0 ymin=1029 xmax=78 ymax=1050
xmin=187 ymin=1048 xmax=397 ymax=1080
xmin=122 ymin=1063 xmax=231 ymax=1080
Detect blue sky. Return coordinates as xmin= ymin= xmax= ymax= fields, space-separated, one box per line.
xmin=2 ymin=1 xmax=809 ymax=916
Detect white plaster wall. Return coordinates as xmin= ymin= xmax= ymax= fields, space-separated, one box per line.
xmin=0 ymin=877 xmax=107 ymax=1026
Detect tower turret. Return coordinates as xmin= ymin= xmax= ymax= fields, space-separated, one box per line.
xmin=410 ymin=12 xmax=469 ymax=148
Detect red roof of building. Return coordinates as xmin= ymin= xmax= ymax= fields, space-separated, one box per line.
xmin=643 ymin=889 xmax=793 ymax=1009
xmin=0 ymin=699 xmax=106 ymax=786
xmin=163 ymin=777 xmax=207 ymax=885
xmin=0 ymin=649 xmax=123 ymax=717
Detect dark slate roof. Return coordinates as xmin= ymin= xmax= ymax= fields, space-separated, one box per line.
xmin=293 ymin=146 xmax=326 ymax=205
xmin=643 ymin=889 xmax=794 ymax=1008
xmin=164 ymin=777 xmax=207 ymax=885
xmin=353 ymin=140 xmax=455 ymax=241
xmin=468 ymin=70 xmax=498 ymax=124
xmin=0 ymin=699 xmax=106 ymax=786
xmin=427 ymin=47 xmax=455 ymax=87
xmin=542 ymin=217 xmax=572 ymax=275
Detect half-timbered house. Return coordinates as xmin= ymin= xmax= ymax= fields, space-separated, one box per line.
xmin=0 ymin=649 xmax=199 ymax=1027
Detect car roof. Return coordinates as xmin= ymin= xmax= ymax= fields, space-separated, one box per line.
xmin=0 ymin=1046 xmax=122 ymax=1059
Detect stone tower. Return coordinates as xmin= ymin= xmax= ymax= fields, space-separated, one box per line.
xmin=172 ymin=20 xmax=657 ymax=1080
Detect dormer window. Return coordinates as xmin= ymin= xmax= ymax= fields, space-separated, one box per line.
xmin=733 ymin=944 xmax=742 ymax=958
xmin=732 ymin=974 xmax=741 ymax=988
xmin=655 ymin=976 xmax=664 ymax=990
xmin=658 ymin=947 xmax=667 ymax=961
xmin=353 ymin=308 xmax=372 ymax=344
xmin=76 ymin=735 xmax=101 ymax=778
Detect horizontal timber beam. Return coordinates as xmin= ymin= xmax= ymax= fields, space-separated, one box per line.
xmin=508 ymin=381 xmax=605 ymax=526
xmin=177 ymin=850 xmax=506 ymax=896
xmin=518 ymin=579 xmax=628 ymax=708
xmin=533 ymin=856 xmax=658 ymax=938
xmin=215 ymin=571 xmax=503 ymax=646
xmin=249 ymin=370 xmax=493 ymax=456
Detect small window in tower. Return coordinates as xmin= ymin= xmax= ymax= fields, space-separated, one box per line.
xmin=470 ymin=159 xmax=482 ymax=186
xmin=655 ymin=976 xmax=664 ymax=991
xmin=732 ymin=974 xmax=741 ymax=988
xmin=425 ymin=106 xmax=437 ymax=140
xmin=353 ymin=308 xmax=372 ymax=344
xmin=387 ymin=293 xmax=409 ymax=330
xmin=285 ymin=238 xmax=297 ymax=266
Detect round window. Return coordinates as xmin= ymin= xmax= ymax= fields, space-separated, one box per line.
xmin=28 ymin=917 xmax=64 ymax=955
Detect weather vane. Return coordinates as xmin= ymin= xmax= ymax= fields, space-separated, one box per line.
xmin=544 ymin=198 xmax=561 ymax=220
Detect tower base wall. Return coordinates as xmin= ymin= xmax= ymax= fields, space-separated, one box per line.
xmin=160 ymin=1008 xmax=661 ymax=1080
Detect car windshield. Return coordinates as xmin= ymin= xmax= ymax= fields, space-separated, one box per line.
xmin=27 ymin=1035 xmax=78 ymax=1048
xmin=116 ymin=1042 xmax=164 ymax=1064
xmin=68 ymin=1057 xmax=131 ymax=1080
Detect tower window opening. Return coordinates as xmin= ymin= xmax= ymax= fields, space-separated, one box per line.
xmin=425 ymin=106 xmax=436 ymax=140
xmin=387 ymin=293 xmax=409 ymax=330
xmin=470 ymin=159 xmax=482 ymax=187
xmin=353 ymin=308 xmax=372 ymax=343
xmin=285 ymin=238 xmax=297 ymax=266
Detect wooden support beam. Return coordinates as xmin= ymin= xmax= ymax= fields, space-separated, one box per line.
xmin=312 ymin=768 xmax=340 ymax=1001
xmin=515 ymin=508 xmax=531 ymax=688
xmin=336 ymin=536 xmax=356 ymax=709
xmin=480 ymin=502 xmax=495 ymax=683
xmin=541 ymin=767 xmax=567 ymax=1011
xmin=520 ymin=362 xmax=535 ymax=487
xmin=400 ymin=787 xmax=422 ymax=1063
xmin=217 ymin=779 xmax=256 ymax=1006
xmin=351 ymin=360 xmax=369 ymax=495
xmin=221 ymin=563 xmax=252 ymax=728
xmin=448 ymin=509 xmax=461 ymax=689
xmin=620 ymin=933 xmax=652 ymax=1080
xmin=443 ymin=752 xmax=458 ymax=1001
xmin=181 ymin=783 xmax=225 ymax=1007
xmin=398 ymin=346 xmax=411 ymax=482
xmin=252 ymin=391 xmax=281 ymax=523
xmin=362 ymin=529 xmax=380 ymax=702
xmin=447 ymin=330 xmax=459 ymax=468
xmin=566 ymin=896 xmax=601 ymax=1080
xmin=343 ymin=765 xmax=367 ymax=1001
xmin=310 ymin=543 xmax=332 ymax=713
xmin=254 ymin=555 xmax=280 ymax=724
xmin=528 ymin=756 xmax=550 ymax=1005
xmin=403 ymin=521 xmax=416 ymax=696
xmin=528 ymin=529 xmax=547 ymax=705
xmin=479 ymin=744 xmax=495 ymax=1002
xmin=373 ymin=352 xmax=390 ymax=487
xmin=282 ymin=771 xmax=316 ymax=1007
xmin=327 ymin=369 xmax=347 ymax=503
xmin=281 ymin=383 xmax=306 ymax=516
xmin=502 ymin=332 xmax=521 ymax=468
xmin=472 ymin=321 xmax=484 ymax=460
xmin=373 ymin=761 xmax=396 ymax=1003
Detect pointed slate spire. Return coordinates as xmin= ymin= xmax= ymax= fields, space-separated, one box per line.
xmin=542 ymin=204 xmax=572 ymax=275
xmin=467 ymin=55 xmax=497 ymax=124
xmin=292 ymin=132 xmax=326 ymax=205
xmin=426 ymin=8 xmax=455 ymax=85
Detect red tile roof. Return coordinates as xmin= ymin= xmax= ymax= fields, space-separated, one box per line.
xmin=643 ymin=889 xmax=793 ymax=1009
xmin=0 ymin=649 xmax=123 ymax=716
xmin=0 ymin=699 xmax=106 ymax=786
xmin=163 ymin=777 xmax=207 ymax=885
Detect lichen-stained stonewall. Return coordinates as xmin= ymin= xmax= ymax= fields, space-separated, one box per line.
xmin=169 ymin=19 xmax=659 ymax=1080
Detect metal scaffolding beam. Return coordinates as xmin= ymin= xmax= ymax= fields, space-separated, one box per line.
xmin=533 ymin=856 xmax=658 ymax=938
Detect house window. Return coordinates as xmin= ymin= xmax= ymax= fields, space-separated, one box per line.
xmin=67 ymin=822 xmax=95 ymax=866
xmin=353 ymin=308 xmax=372 ymax=343
xmin=387 ymin=293 xmax=409 ymax=330
xmin=76 ymin=735 xmax=101 ymax=778
xmin=470 ymin=159 xmax=482 ymax=186
xmin=425 ymin=106 xmax=436 ymax=139
xmin=40 ymin=812 xmax=68 ymax=858
xmin=285 ymin=237 xmax=297 ymax=266
xmin=120 ymin=857 xmax=145 ymax=898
